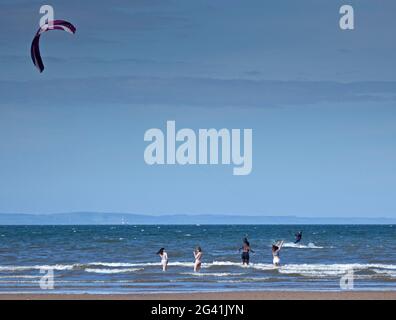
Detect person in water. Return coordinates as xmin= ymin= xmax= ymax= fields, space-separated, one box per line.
xmin=157 ymin=248 xmax=168 ymax=271
xmin=193 ymin=246 xmax=203 ymax=272
xmin=294 ymin=231 xmax=303 ymax=244
xmin=239 ymin=237 xmax=254 ymax=265
xmin=272 ymin=240 xmax=284 ymax=266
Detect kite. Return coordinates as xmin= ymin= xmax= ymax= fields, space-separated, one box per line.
xmin=31 ymin=20 xmax=76 ymax=73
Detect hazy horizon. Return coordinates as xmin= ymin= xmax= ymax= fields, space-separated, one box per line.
xmin=1 ymin=211 xmax=395 ymax=226
xmin=1 ymin=211 xmax=396 ymax=219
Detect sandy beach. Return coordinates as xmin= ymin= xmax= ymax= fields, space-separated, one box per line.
xmin=0 ymin=291 xmax=395 ymax=300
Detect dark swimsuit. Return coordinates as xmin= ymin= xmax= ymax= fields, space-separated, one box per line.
xmin=241 ymin=251 xmax=249 ymax=261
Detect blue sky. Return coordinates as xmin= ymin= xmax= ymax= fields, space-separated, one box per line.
xmin=0 ymin=0 xmax=395 ymax=217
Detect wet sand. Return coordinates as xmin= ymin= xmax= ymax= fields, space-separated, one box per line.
xmin=0 ymin=291 xmax=395 ymax=300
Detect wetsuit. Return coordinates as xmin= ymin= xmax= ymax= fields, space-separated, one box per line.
xmin=294 ymin=232 xmax=302 ymax=244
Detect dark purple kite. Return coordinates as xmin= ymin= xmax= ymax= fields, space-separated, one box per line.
xmin=31 ymin=20 xmax=76 ymax=73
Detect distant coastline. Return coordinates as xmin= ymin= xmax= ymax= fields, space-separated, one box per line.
xmin=0 ymin=212 xmax=395 ymax=225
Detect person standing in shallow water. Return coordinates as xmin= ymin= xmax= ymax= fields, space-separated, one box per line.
xmin=157 ymin=248 xmax=168 ymax=271
xmin=193 ymin=247 xmax=202 ymax=272
xmin=239 ymin=237 xmax=254 ymax=265
xmin=272 ymin=240 xmax=284 ymax=267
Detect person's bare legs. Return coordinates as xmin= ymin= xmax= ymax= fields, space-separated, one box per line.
xmin=194 ymin=262 xmax=201 ymax=272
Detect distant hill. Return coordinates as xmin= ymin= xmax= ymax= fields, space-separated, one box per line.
xmin=0 ymin=212 xmax=395 ymax=225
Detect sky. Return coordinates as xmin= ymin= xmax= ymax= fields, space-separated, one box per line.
xmin=0 ymin=0 xmax=395 ymax=217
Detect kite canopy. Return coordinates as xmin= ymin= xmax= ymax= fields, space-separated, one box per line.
xmin=30 ymin=20 xmax=76 ymax=73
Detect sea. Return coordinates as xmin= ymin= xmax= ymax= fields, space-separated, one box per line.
xmin=0 ymin=225 xmax=395 ymax=294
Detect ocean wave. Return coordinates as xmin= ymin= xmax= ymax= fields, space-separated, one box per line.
xmin=89 ymin=261 xmax=274 ymax=270
xmin=87 ymin=261 xmax=196 ymax=268
xmin=0 ymin=264 xmax=75 ymax=271
xmin=85 ymin=268 xmax=143 ymax=274
xmin=210 ymin=261 xmax=274 ymax=270
xmin=372 ymin=269 xmax=396 ymax=278
xmin=278 ymin=263 xmax=396 ymax=277
xmin=181 ymin=272 xmax=243 ymax=277
xmin=1 ymin=262 xmax=395 ymax=278
xmin=87 ymin=262 xmax=147 ymax=267
xmin=0 ymin=275 xmax=42 ymax=279
xmin=0 ymin=280 xmax=41 ymax=284
xmin=217 ymin=277 xmax=270 ymax=283
xmin=0 ymin=261 xmax=268 ymax=273
xmin=282 ymin=242 xmax=324 ymax=249
xmin=205 ymin=261 xmax=396 ymax=276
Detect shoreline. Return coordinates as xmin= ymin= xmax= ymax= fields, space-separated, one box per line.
xmin=1 ymin=291 xmax=395 ymax=300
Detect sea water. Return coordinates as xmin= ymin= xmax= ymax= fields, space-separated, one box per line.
xmin=0 ymin=225 xmax=395 ymax=294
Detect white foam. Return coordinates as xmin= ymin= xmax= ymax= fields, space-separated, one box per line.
xmin=0 ymin=275 xmax=42 ymax=279
xmin=0 ymin=280 xmax=40 ymax=284
xmin=88 ymin=261 xmax=195 ymax=268
xmin=1 ymin=262 xmax=395 ymax=279
xmin=372 ymin=269 xmax=396 ymax=277
xmin=210 ymin=261 xmax=274 ymax=270
xmin=88 ymin=262 xmax=144 ymax=267
xmin=282 ymin=242 xmax=324 ymax=249
xmin=181 ymin=272 xmax=243 ymax=277
xmin=0 ymin=264 xmax=74 ymax=271
xmin=85 ymin=268 xmax=143 ymax=274
xmin=210 ymin=261 xmax=243 ymax=267
xmin=217 ymin=277 xmax=270 ymax=283
xmin=277 ymin=263 xmax=396 ymax=277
